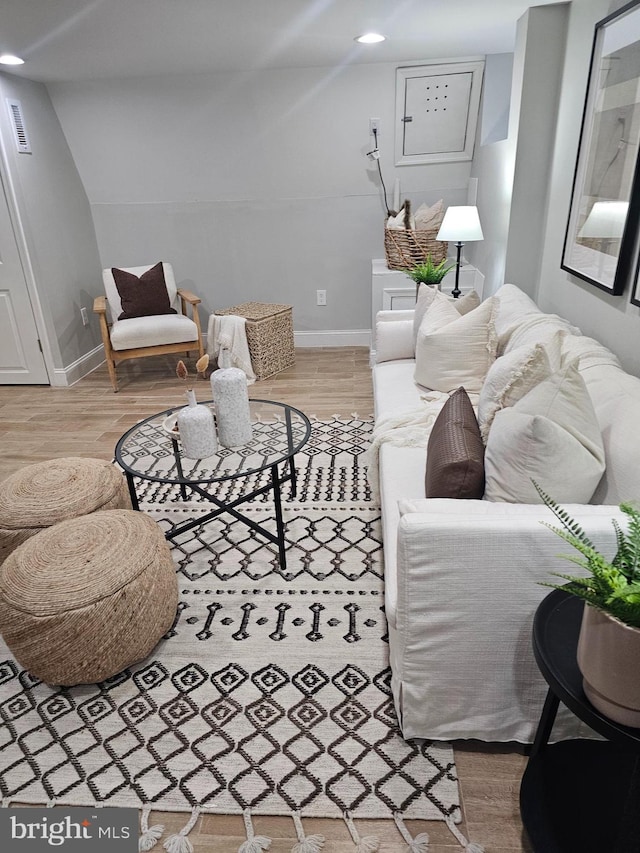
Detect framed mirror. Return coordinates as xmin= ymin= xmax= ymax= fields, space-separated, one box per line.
xmin=632 ymin=265 xmax=640 ymax=306
xmin=562 ymin=0 xmax=640 ymax=294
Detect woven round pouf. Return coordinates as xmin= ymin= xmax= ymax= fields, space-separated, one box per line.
xmin=0 ymin=457 xmax=131 ymax=565
xmin=0 ymin=509 xmax=178 ymax=685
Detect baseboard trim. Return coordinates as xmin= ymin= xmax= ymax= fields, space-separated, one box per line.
xmin=49 ymin=330 xmax=373 ymax=386
xmin=293 ymin=330 xmax=371 ymax=348
xmin=51 ymin=344 xmax=106 ymax=387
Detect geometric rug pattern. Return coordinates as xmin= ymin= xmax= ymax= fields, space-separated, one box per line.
xmin=0 ymin=418 xmax=460 ymax=825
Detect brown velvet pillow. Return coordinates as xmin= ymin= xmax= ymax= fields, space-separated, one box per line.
xmin=112 ymin=262 xmax=177 ymax=320
xmin=425 ymin=387 xmax=485 ymax=499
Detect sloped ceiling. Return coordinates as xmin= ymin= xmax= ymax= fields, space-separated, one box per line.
xmin=1 ymin=0 xmax=568 ymax=82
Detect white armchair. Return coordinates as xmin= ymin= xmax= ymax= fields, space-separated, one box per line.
xmin=94 ymin=262 xmax=205 ymax=392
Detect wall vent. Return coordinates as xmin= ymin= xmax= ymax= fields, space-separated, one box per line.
xmin=6 ymin=99 xmax=31 ymax=153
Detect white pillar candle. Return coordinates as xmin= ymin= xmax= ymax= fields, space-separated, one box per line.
xmin=210 ymin=367 xmax=253 ymax=447
xmin=177 ymin=389 xmax=218 ymax=458
xmin=393 ymin=178 xmax=400 ymax=213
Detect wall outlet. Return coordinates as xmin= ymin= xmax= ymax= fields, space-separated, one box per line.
xmin=80 ymin=306 xmax=89 ymax=326
xmin=369 ymin=118 xmax=380 ymax=137
xmin=316 ymin=289 xmax=327 ymax=306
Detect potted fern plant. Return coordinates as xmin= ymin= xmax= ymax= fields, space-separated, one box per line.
xmin=405 ymin=255 xmax=455 ymax=300
xmin=537 ymin=483 xmax=640 ymax=726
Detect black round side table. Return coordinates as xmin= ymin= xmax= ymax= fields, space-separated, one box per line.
xmin=520 ymin=588 xmax=640 ymax=853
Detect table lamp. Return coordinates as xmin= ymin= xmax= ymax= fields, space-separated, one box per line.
xmin=578 ymin=200 xmax=628 ymax=249
xmin=436 ymin=206 xmax=484 ymax=298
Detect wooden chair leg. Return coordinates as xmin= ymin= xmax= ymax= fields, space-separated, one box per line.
xmin=191 ymin=304 xmax=205 ymax=359
xmin=96 ymin=310 xmax=118 ymax=392
xmin=105 ymin=354 xmax=118 ymax=392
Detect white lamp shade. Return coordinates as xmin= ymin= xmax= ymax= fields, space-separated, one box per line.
xmin=436 ymin=206 xmax=484 ymax=242
xmin=578 ymin=201 xmax=628 ymax=239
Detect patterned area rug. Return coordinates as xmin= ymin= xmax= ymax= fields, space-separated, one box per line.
xmin=0 ymin=418 xmax=464 ymax=846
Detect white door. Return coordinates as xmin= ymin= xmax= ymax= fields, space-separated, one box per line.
xmin=0 ymin=169 xmax=48 ymax=384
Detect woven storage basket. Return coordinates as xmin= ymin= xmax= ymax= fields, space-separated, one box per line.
xmin=0 ymin=457 xmax=132 ymax=566
xmin=0 ymin=509 xmax=178 ymax=686
xmin=216 ymin=302 xmax=295 ymax=380
xmin=384 ymin=226 xmax=448 ymax=271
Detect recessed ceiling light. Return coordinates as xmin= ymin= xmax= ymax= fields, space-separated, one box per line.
xmin=0 ymin=54 xmax=25 ymax=66
xmin=355 ymin=33 xmax=386 ymax=45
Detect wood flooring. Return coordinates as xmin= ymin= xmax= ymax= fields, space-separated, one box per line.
xmin=0 ymin=348 xmax=532 ymax=851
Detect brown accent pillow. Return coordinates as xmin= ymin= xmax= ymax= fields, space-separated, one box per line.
xmin=112 ymin=262 xmax=177 ymax=320
xmin=425 ymin=387 xmax=485 ymax=498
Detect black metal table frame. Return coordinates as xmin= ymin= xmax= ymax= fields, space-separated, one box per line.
xmin=115 ymin=399 xmax=311 ymax=572
xmin=521 ymin=588 xmax=640 ymax=852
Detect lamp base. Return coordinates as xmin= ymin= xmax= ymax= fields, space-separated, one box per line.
xmin=452 ymin=242 xmax=464 ymax=299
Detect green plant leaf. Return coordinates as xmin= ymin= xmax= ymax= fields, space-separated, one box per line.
xmin=536 ymin=484 xmax=640 ymax=627
xmin=405 ymin=255 xmax=455 ymax=284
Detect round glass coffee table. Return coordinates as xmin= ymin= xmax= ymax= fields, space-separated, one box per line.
xmin=115 ymin=398 xmax=311 ymax=571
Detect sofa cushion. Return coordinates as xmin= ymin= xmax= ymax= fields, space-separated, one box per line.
xmin=484 ymin=361 xmax=605 ymax=503
xmin=493 ymin=283 xmax=542 ymax=349
xmin=504 ymin=314 xmax=579 ymax=356
xmin=109 ymin=314 xmax=199 ymax=351
xmin=415 ymin=295 xmax=497 ymax=394
xmin=560 ymin=334 xmax=622 ymax=372
xmin=426 ymin=388 xmax=485 ymax=499
xmin=477 ymin=332 xmax=564 ymax=442
xmin=578 ymin=364 xmax=640 ymax=504
xmin=373 ymin=359 xmax=425 ymax=421
xmin=375 ymin=319 xmax=415 ymax=363
xmin=112 ymin=262 xmax=177 ymax=321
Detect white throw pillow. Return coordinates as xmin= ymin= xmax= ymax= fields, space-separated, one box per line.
xmin=484 ymin=361 xmax=605 ymax=504
xmin=419 ymin=289 xmax=461 ymax=330
xmin=454 ymin=289 xmax=481 ymax=316
xmin=414 ymin=295 xmax=497 ymax=394
xmin=386 ymin=206 xmax=416 ymax=230
xmin=412 ymin=283 xmax=439 ymax=345
xmin=412 ymin=284 xmax=481 ymax=347
xmin=414 ymin=199 xmax=444 ymax=230
xmin=477 ymin=331 xmax=565 ymax=442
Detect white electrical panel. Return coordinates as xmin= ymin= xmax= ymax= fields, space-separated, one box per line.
xmin=395 ymin=60 xmax=484 ymax=166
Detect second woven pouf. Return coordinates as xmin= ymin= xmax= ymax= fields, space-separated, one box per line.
xmin=0 ymin=509 xmax=178 ymax=686
xmin=0 ymin=457 xmax=132 ymax=565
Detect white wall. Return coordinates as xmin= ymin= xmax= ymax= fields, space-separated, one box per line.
xmin=467 ymin=46 xmax=518 ymax=295
xmin=504 ymin=3 xmax=569 ymax=296
xmin=468 ymin=4 xmax=569 ymax=297
xmin=47 ymin=61 xmax=472 ymax=332
xmin=480 ymin=52 xmax=513 ymax=145
xmin=0 ymin=73 xmax=102 ymax=371
xmin=537 ymin=0 xmax=640 ymax=377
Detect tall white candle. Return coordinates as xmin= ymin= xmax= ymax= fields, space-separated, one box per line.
xmin=210 ymin=366 xmax=253 ymax=447
xmin=393 ymin=178 xmax=400 ymax=212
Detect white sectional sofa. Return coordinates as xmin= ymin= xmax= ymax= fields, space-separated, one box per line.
xmin=372 ymin=283 xmax=640 ymax=743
